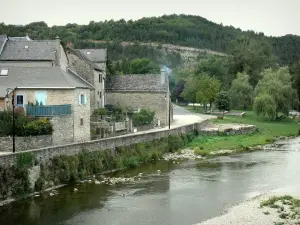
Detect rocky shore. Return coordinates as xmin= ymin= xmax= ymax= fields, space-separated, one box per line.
xmin=196 ymin=193 xmax=300 ymax=225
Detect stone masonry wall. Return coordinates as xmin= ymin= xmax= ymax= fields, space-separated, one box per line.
xmin=73 ymin=88 xmax=91 ymax=142
xmin=106 ymin=91 xmax=169 ymax=126
xmin=0 ymin=121 xmax=207 ymax=166
xmin=51 ymin=115 xmax=74 ymax=145
xmin=0 ymin=135 xmax=52 ymax=152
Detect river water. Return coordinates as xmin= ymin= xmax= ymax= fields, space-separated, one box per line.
xmin=1 ymin=137 xmax=300 ymax=225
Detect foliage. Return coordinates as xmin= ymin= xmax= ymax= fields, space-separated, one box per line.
xmin=229 ymin=35 xmax=276 ymax=87
xmin=253 ymin=94 xmax=277 ymax=120
xmin=215 ymin=91 xmax=230 ymax=114
xmin=93 ymin=108 xmax=108 ymax=117
xmin=0 ymin=111 xmax=53 ymax=136
xmin=188 ymin=111 xmax=300 ymax=153
xmin=23 ymin=118 xmax=53 ymax=136
xmin=254 ymin=67 xmax=299 ymax=119
xmin=229 ymin=72 xmax=253 ymax=109
xmin=195 ymin=55 xmax=231 ymax=88
xmin=132 ymin=109 xmax=155 ymax=127
xmin=129 ymin=58 xmax=160 ymax=74
xmin=289 ymin=60 xmax=300 ymax=108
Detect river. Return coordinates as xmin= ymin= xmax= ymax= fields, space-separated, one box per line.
xmin=1 ymin=137 xmax=300 ymax=225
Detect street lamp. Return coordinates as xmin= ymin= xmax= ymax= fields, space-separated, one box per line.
xmin=5 ymin=88 xmax=15 ymax=153
xmin=168 ymin=94 xmax=171 ymax=130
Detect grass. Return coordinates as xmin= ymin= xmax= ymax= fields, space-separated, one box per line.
xmin=261 ymin=195 xmax=300 ymax=223
xmin=188 ymin=110 xmax=300 ymax=154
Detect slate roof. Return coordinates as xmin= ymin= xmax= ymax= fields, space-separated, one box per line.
xmin=106 ymin=75 xmax=168 ymax=92
xmin=0 ymin=67 xmax=93 ymax=97
xmin=0 ymin=40 xmax=58 ymax=61
xmin=67 ymin=47 xmax=103 ymax=71
xmin=77 ymin=49 xmax=107 ymax=62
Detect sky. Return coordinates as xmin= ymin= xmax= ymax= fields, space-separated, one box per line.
xmin=1 ymin=0 xmax=299 ymax=37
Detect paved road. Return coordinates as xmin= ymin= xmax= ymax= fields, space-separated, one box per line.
xmin=172 ymin=104 xmax=215 ymax=128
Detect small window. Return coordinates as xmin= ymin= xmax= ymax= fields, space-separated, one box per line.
xmin=24 ymin=46 xmax=29 ymax=49
xmin=16 ymin=95 xmax=24 ymax=107
xmin=80 ymin=118 xmax=83 ymax=126
xmin=100 ymin=92 xmax=102 ymax=98
xmin=86 ymin=51 xmax=91 ymax=55
xmin=99 ymin=74 xmax=102 ymax=83
xmin=0 ymin=69 xmax=8 ymax=76
xmin=79 ymin=94 xmax=87 ymax=105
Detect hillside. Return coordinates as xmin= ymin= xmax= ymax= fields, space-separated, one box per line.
xmin=1 ymin=14 xmax=299 ymax=65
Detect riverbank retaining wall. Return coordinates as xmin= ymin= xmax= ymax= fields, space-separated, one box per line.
xmin=0 ymin=121 xmax=207 ymax=166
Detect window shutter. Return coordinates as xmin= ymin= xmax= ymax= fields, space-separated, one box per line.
xmin=79 ymin=94 xmax=82 ymax=105
xmin=84 ymin=95 xmax=87 ymax=105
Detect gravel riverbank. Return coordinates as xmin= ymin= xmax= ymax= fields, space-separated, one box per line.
xmin=195 ymin=193 xmax=300 ymax=225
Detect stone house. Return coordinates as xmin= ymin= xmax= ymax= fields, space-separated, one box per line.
xmin=0 ymin=35 xmax=93 ymax=142
xmin=106 ymin=69 xmax=173 ymax=126
xmin=66 ymin=48 xmax=107 ymax=111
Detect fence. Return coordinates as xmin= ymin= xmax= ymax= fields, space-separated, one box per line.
xmin=26 ymin=104 xmax=72 ymax=117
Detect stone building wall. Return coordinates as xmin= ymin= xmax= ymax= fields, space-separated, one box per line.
xmin=106 ymin=91 xmax=169 ymax=126
xmin=51 ymin=115 xmax=74 ymax=144
xmin=73 ymin=88 xmax=91 ymax=142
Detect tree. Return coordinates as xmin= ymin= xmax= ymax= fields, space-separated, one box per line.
xmin=289 ymin=60 xmax=300 ymax=109
xmin=195 ymin=55 xmax=231 ymax=88
xmin=229 ymin=35 xmax=276 ymax=87
xmin=229 ymin=72 xmax=253 ymax=109
xmin=180 ymin=76 xmax=197 ymax=107
xmin=195 ymin=74 xmax=221 ymax=112
xmin=130 ymin=58 xmax=160 ymax=74
xmin=253 ymin=94 xmax=276 ymax=120
xmin=254 ymin=67 xmax=298 ymax=119
xmin=215 ymin=91 xmax=230 ymax=115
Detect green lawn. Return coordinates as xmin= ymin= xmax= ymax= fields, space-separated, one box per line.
xmin=188 ymin=111 xmax=300 ymax=154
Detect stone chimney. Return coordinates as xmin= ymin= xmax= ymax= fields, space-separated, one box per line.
xmin=160 ymin=68 xmax=166 ymax=84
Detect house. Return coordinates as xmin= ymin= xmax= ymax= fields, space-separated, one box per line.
xmin=66 ymin=48 xmax=107 ymax=111
xmin=106 ymin=69 xmax=173 ymax=126
xmin=0 ymin=35 xmax=93 ymax=142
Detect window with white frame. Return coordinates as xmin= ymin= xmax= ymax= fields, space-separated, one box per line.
xmin=79 ymin=94 xmax=87 ymax=105
xmin=0 ymin=69 xmax=8 ymax=76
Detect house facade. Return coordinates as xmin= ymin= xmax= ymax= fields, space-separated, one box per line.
xmin=66 ymin=48 xmax=107 ymax=111
xmin=0 ymin=35 xmax=92 ymax=142
xmin=106 ymin=69 xmax=173 ymax=126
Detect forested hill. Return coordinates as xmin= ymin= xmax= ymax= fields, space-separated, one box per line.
xmin=1 ymin=14 xmax=300 ymax=65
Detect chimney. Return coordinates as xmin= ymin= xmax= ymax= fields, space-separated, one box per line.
xmin=160 ymin=68 xmax=166 ymax=84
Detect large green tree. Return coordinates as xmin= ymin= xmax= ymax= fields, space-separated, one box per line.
xmin=229 ymin=35 xmax=276 ymax=87
xmin=254 ymin=67 xmax=298 ymax=119
xmin=229 ymin=72 xmax=253 ymax=109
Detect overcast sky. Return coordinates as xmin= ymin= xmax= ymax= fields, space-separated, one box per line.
xmin=1 ymin=0 xmax=299 ymax=37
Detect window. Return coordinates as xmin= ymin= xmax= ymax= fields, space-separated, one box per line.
xmin=16 ymin=95 xmax=24 ymax=107
xmin=35 ymin=91 xmax=47 ymax=105
xmin=99 ymin=74 xmax=102 ymax=83
xmin=80 ymin=118 xmax=83 ymax=126
xmin=0 ymin=69 xmax=8 ymax=76
xmin=86 ymin=51 xmax=91 ymax=55
xmin=79 ymin=94 xmax=87 ymax=105
xmin=99 ymin=92 xmax=102 ymax=98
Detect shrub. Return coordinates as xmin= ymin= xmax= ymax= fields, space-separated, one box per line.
xmin=23 ymin=118 xmax=53 ymax=136
xmin=133 ymin=108 xmax=155 ymax=127
xmin=93 ymin=108 xmax=108 ymax=118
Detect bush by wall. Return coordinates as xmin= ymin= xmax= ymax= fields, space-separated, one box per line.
xmin=133 ymin=108 xmax=155 ymax=127
xmin=0 ymin=111 xmax=52 ymax=137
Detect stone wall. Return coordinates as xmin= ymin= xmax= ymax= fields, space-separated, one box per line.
xmin=0 ymin=121 xmax=206 ymax=166
xmin=51 ymin=115 xmax=74 ymax=144
xmin=0 ymin=135 xmax=52 ymax=152
xmin=106 ymin=91 xmax=169 ymax=126
xmin=73 ymin=89 xmax=91 ymax=142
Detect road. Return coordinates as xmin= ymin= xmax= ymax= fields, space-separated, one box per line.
xmin=171 ymin=104 xmax=215 ymax=128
